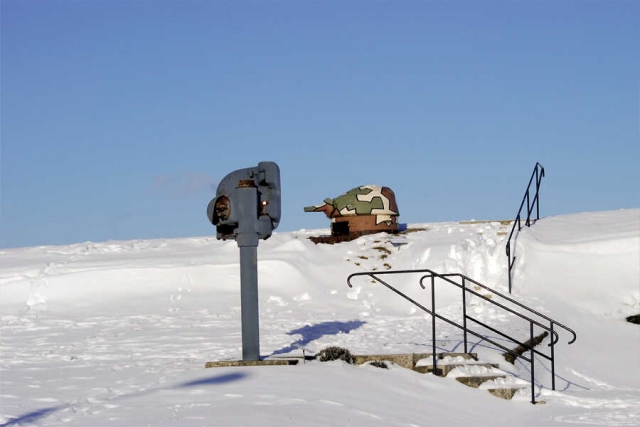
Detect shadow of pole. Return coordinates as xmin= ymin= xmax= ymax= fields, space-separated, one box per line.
xmin=269 ymin=320 xmax=367 ymax=356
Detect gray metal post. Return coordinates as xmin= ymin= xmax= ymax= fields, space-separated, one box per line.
xmin=208 ymin=162 xmax=281 ymax=363
xmin=235 ymin=184 xmax=261 ymax=361
xmin=239 ymin=245 xmax=260 ymax=360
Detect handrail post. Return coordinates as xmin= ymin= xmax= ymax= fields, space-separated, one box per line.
xmin=535 ymin=167 xmax=540 ymax=220
xmin=536 ymin=163 xmax=544 ymax=220
xmin=550 ymin=322 xmax=556 ymax=391
xmin=431 ymin=276 xmax=437 ymax=375
xmin=508 ymin=248 xmax=513 ymax=294
xmin=530 ymin=322 xmax=536 ymax=404
xmin=462 ymin=277 xmax=468 ymax=354
xmin=526 ymin=192 xmax=531 ymax=226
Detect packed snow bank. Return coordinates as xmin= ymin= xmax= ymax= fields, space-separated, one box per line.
xmin=515 ymin=209 xmax=640 ymax=319
xmin=1 ymin=209 xmax=639 ymax=426
xmin=511 ymin=209 xmax=640 ymax=392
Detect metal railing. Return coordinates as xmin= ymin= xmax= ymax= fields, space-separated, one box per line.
xmin=506 ymin=162 xmax=545 ymax=293
xmin=347 ymin=268 xmax=576 ymax=404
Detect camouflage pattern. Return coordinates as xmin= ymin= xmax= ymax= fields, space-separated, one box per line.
xmin=304 ymin=185 xmax=399 ymax=225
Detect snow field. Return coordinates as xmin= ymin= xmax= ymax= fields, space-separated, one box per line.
xmin=1 ymin=209 xmax=638 ymax=426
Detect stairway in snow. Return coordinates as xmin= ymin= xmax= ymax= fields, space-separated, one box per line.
xmin=353 ymin=352 xmax=534 ymax=402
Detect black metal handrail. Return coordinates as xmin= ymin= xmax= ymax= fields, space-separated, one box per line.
xmin=347 ymin=268 xmax=576 ymax=404
xmin=506 ymin=162 xmax=545 ymax=293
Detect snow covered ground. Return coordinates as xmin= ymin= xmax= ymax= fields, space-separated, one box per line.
xmin=1 ymin=209 xmax=638 ymax=426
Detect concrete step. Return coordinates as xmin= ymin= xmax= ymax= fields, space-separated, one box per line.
xmin=353 ymin=353 xmax=430 ymax=369
xmin=205 ymin=359 xmax=299 ymax=368
xmin=352 ymin=352 xmax=478 ymax=370
xmin=450 ymin=366 xmax=535 ymax=401
xmin=352 ymin=352 xmax=537 ymax=403
xmin=455 ymin=375 xmax=507 ymax=388
xmin=487 ymin=387 xmax=528 ymax=400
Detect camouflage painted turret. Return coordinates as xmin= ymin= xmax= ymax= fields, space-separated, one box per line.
xmin=305 ymin=185 xmax=400 ymax=243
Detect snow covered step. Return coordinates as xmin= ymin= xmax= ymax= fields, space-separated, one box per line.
xmin=352 ymin=352 xmax=478 ymax=370
xmin=487 ymin=387 xmax=530 ymax=400
xmin=413 ymin=353 xmax=491 ymax=376
xmin=447 ymin=366 xmax=533 ymax=401
xmin=455 ymin=375 xmax=507 ymax=388
xmin=413 ymin=363 xmax=500 ymax=376
xmin=352 ymin=352 xmax=531 ymax=402
xmin=437 ymin=352 xmax=478 ymax=361
xmin=353 ymin=353 xmax=432 ymax=369
xmin=445 ymin=363 xmax=505 ymax=377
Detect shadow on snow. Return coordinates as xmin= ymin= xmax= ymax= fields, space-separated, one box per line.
xmin=269 ymin=320 xmax=367 ymax=356
xmin=0 ymin=407 xmax=61 ymax=427
xmin=0 ymin=372 xmax=248 ymax=427
xmin=178 ymin=372 xmax=247 ymax=388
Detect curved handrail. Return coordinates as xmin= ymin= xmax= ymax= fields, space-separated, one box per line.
xmin=347 ymin=268 xmax=577 ymax=346
xmin=348 ymin=270 xmax=438 ymax=319
xmin=418 ymin=272 xmax=561 ymax=346
xmin=347 ymin=270 xmax=484 ymax=345
xmin=418 ymin=271 xmax=576 ymax=345
xmin=347 ymin=268 xmax=577 ymax=404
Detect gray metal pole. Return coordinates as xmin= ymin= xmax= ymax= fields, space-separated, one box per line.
xmin=239 ymin=244 xmax=260 ymax=361
xmin=209 ymin=163 xmax=280 ymax=363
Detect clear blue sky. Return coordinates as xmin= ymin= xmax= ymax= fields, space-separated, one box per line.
xmin=1 ymin=1 xmax=638 ymax=248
